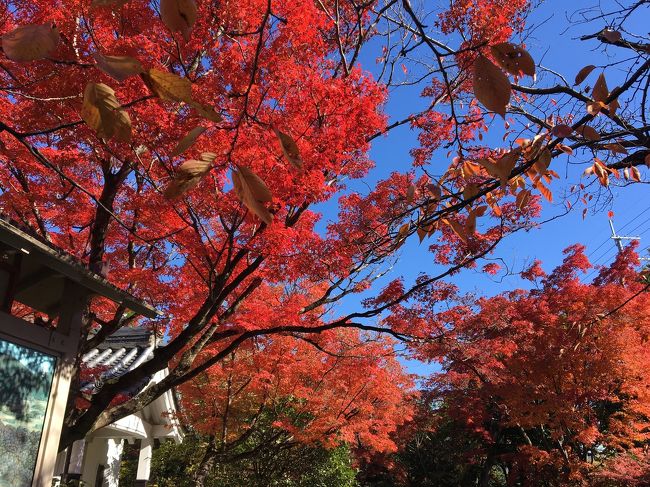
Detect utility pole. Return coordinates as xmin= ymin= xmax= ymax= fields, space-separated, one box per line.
xmin=609 ymin=219 xmax=650 ymax=261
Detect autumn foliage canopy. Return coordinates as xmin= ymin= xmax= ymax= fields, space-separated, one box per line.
xmin=0 ymin=0 xmax=648 ymax=482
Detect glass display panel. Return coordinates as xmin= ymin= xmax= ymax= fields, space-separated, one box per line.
xmin=0 ymin=338 xmax=56 ymax=486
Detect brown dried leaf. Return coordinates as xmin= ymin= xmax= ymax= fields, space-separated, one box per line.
xmin=515 ymin=189 xmax=531 ymax=210
xmin=81 ymin=82 xmax=131 ymax=142
xmin=163 ymin=159 xmax=211 ymax=199
xmin=2 ymin=23 xmax=59 ymax=62
xmin=478 ymin=148 xmax=520 ymax=189
xmin=171 ymin=126 xmax=206 ymax=157
xmin=142 ymin=68 xmax=192 ymax=102
xmin=602 ymin=30 xmax=622 ymax=43
xmin=473 ymin=55 xmax=511 ymax=118
xmin=232 ymin=166 xmax=273 ymax=224
xmin=552 ymin=124 xmax=573 ymax=138
xmin=592 ymin=73 xmax=609 ymax=103
xmin=577 ymin=125 xmax=601 ymax=141
xmin=160 ymin=0 xmax=197 ymax=42
xmin=533 ymin=148 xmax=552 ymax=175
xmin=274 ymin=128 xmax=303 ymax=170
xmin=603 ymin=143 xmax=628 ymax=155
xmin=93 ymin=53 xmax=144 ymax=82
xmin=574 ymin=65 xmax=596 ymax=85
xmin=490 ymin=42 xmax=535 ymax=77
xmin=443 ymin=218 xmax=467 ymax=242
xmin=190 ymin=101 xmax=222 ymax=122
xmin=406 ymin=184 xmax=415 ymax=204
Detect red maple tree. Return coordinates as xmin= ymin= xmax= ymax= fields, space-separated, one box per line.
xmin=0 ymin=0 xmax=646 ymax=456
xmin=411 ymin=245 xmax=650 ymax=485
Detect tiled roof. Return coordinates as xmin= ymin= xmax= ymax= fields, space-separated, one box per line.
xmin=0 ymin=215 xmax=160 ymax=318
xmin=80 ymin=328 xmax=156 ymax=396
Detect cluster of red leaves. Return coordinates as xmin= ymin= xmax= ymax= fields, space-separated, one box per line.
xmin=416 ymin=244 xmax=650 ymax=484
xmin=177 ymin=327 xmax=414 ymax=454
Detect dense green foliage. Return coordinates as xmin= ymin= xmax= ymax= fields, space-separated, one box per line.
xmin=119 ymin=434 xmax=358 ymax=487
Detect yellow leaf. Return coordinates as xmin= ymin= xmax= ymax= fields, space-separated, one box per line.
xmin=2 ymin=23 xmax=59 ymax=62
xmin=171 ymin=126 xmax=206 ymax=157
xmin=574 ymin=65 xmax=596 ymax=85
xmin=490 ymin=43 xmax=535 ymax=77
xmin=160 ymin=0 xmax=197 ymax=42
xmin=142 ymin=68 xmax=192 ymax=103
xmin=232 ymin=166 xmax=273 ymax=224
xmin=93 ymin=53 xmax=144 ymax=82
xmin=274 ymin=128 xmax=303 ymax=170
xmin=80 ymin=82 xmax=131 ymax=142
xmin=473 ymin=55 xmax=511 ymax=118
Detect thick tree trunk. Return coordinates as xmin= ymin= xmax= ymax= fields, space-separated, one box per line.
xmin=194 ymin=437 xmax=218 ymax=487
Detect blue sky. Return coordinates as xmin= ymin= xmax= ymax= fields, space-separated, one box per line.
xmin=315 ymin=0 xmax=649 ymax=378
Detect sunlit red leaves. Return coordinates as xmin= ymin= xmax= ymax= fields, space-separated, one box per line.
xmin=91 ymin=0 xmax=130 ymax=5
xmin=1 ymin=23 xmax=59 ymax=62
xmin=425 ymin=246 xmax=650 ymax=483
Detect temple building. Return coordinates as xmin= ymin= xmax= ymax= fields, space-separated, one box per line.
xmin=54 ymin=328 xmax=183 ymax=487
xmin=0 ymin=216 xmax=179 ymax=487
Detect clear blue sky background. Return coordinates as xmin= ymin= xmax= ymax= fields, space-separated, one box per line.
xmin=316 ymin=0 xmax=649 ymax=379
